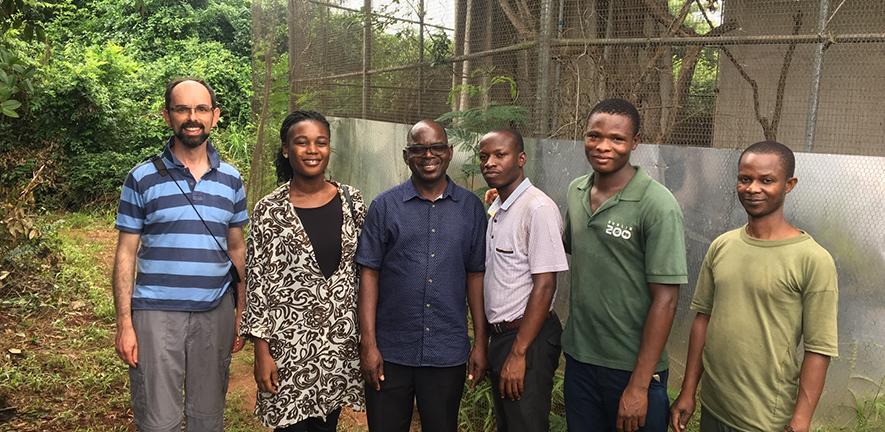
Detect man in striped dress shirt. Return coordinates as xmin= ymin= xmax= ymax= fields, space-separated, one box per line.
xmin=112 ymin=78 xmax=248 ymax=432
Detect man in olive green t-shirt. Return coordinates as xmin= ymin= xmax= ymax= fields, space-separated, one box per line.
xmin=562 ymin=98 xmax=688 ymax=432
xmin=671 ymin=141 xmax=838 ymax=432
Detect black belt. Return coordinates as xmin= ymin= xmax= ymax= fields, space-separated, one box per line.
xmin=488 ymin=311 xmax=556 ymax=335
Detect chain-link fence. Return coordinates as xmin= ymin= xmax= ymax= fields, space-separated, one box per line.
xmin=289 ymin=0 xmax=885 ymax=156
xmin=322 ymin=116 xmax=885 ymax=427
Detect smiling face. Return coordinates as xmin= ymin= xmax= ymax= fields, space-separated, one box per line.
xmin=583 ymin=112 xmax=638 ymax=176
xmin=479 ymin=131 xmax=525 ymax=191
xmin=737 ymin=151 xmax=797 ymax=220
xmin=403 ymin=121 xmax=452 ymax=185
xmin=282 ymin=119 xmax=331 ymax=179
xmin=162 ymin=80 xmax=220 ymax=149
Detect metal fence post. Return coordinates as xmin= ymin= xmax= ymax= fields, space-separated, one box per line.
xmin=418 ymin=0 xmax=425 ymax=117
xmin=288 ymin=0 xmax=300 ymax=112
xmin=534 ymin=0 xmax=553 ymax=138
xmin=804 ymin=0 xmax=829 ymax=152
xmin=362 ymin=0 xmax=372 ymax=119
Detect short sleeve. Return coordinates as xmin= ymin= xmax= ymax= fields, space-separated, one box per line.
xmin=528 ymin=203 xmax=569 ymax=274
xmin=116 ymin=171 xmax=145 ymax=233
xmin=801 ymin=252 xmax=839 ymax=357
xmin=356 ymin=198 xmax=386 ymax=270
xmin=465 ymin=196 xmax=487 ymax=273
xmin=229 ymin=175 xmax=249 ymax=227
xmin=643 ymin=197 xmax=688 ymax=284
xmin=690 ymin=249 xmax=716 ymax=314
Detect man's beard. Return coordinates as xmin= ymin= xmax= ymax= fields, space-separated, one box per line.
xmin=175 ymin=123 xmax=210 ymax=148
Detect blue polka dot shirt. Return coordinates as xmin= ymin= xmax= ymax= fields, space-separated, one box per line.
xmin=357 ymin=178 xmax=487 ymax=367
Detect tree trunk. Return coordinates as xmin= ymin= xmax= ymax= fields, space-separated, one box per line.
xmin=452 ymin=0 xmax=467 ymax=112
xmin=250 ymin=0 xmax=264 ymax=115
xmin=458 ymin=0 xmax=475 ymax=112
xmin=287 ymin=0 xmax=301 ymax=112
xmin=247 ymin=10 xmax=278 ymax=211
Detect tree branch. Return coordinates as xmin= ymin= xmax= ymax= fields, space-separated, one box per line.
xmin=769 ymin=10 xmax=803 ymax=140
xmin=629 ymin=0 xmax=695 ymax=99
xmin=657 ymin=45 xmax=702 ymax=143
xmin=498 ymin=0 xmax=534 ymax=39
xmin=721 ymin=47 xmax=769 ymax=135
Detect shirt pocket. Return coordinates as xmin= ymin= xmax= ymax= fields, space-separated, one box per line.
xmin=490 ymin=239 xmax=526 ymax=275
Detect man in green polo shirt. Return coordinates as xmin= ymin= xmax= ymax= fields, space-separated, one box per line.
xmin=670 ymin=141 xmax=838 ymax=432
xmin=562 ymin=98 xmax=687 ymax=432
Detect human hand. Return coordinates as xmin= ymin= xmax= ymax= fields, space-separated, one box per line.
xmin=499 ymin=352 xmax=526 ymax=400
xmin=360 ymin=343 xmax=385 ymax=391
xmin=231 ymin=308 xmax=245 ymax=353
xmin=484 ymin=188 xmax=499 ymax=204
xmin=617 ymin=383 xmax=648 ymax=431
xmin=669 ymin=392 xmax=696 ymax=431
xmin=786 ymin=418 xmax=810 ymax=432
xmin=253 ymin=344 xmax=279 ymax=393
xmin=115 ymin=324 xmax=138 ymax=368
xmin=467 ymin=344 xmax=488 ymax=388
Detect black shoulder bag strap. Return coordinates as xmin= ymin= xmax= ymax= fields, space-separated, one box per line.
xmin=151 ymin=156 xmax=241 ymax=303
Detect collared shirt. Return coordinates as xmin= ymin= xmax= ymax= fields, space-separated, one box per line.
xmin=562 ymin=167 xmax=687 ymax=372
xmin=484 ymin=178 xmax=569 ymax=323
xmin=356 ymin=177 xmax=487 ymax=367
xmin=115 ymin=139 xmax=248 ymax=311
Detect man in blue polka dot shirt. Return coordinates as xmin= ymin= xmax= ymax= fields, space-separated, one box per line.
xmin=357 ymin=119 xmax=489 ymax=432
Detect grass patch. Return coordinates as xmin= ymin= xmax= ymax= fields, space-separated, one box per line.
xmin=0 ymin=212 xmax=130 ymax=430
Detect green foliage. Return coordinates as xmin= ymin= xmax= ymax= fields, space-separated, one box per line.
xmin=844 ymin=376 xmax=885 ymax=432
xmin=458 ymin=371 xmax=567 ymax=432
xmin=49 ymin=0 xmax=251 ymax=58
xmin=0 ymin=32 xmax=38 ymax=118
xmin=212 ymin=120 xmax=256 ymax=177
xmin=0 ymin=0 xmax=254 ymax=209
xmin=0 ymin=0 xmax=70 ymax=42
xmin=458 ymin=379 xmax=496 ymax=432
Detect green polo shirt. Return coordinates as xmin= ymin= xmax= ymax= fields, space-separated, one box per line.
xmin=562 ymin=167 xmax=688 ymax=372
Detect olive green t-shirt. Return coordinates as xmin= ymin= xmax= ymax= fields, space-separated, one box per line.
xmin=562 ymin=167 xmax=688 ymax=372
xmin=691 ymin=227 xmax=839 ymax=431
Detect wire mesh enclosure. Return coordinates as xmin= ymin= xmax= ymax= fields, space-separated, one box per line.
xmin=288 ymin=0 xmax=885 ymax=156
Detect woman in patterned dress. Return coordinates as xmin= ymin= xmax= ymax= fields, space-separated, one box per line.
xmin=241 ymin=110 xmax=365 ymax=431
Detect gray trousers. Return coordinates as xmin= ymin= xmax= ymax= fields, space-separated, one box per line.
xmin=487 ymin=314 xmax=563 ymax=432
xmin=129 ymin=293 xmax=235 ymax=432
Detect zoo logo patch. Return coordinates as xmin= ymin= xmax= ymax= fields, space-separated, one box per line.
xmin=604 ymin=220 xmax=633 ymax=240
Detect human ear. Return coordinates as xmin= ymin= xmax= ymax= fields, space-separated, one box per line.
xmin=785 ymin=177 xmax=798 ymax=193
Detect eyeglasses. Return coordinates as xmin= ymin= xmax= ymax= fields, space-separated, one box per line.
xmin=404 ymin=143 xmax=450 ymax=157
xmin=168 ymin=105 xmax=214 ymax=116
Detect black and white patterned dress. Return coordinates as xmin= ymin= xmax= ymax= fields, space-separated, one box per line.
xmin=241 ymin=182 xmax=366 ymax=428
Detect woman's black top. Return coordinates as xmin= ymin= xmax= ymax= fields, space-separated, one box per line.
xmin=294 ymin=193 xmax=343 ymax=279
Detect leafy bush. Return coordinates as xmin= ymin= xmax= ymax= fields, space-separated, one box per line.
xmin=0 ymin=0 xmax=254 ymax=209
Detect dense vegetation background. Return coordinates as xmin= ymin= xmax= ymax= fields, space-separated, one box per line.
xmin=1 ymin=0 xmax=253 ymax=210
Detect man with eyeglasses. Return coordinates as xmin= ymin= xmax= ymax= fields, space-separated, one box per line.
xmin=112 ymin=78 xmax=248 ymax=431
xmin=357 ymin=119 xmax=488 ymax=432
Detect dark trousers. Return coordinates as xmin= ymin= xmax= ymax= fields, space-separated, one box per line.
xmin=274 ymin=407 xmax=341 ymax=432
xmin=488 ymin=314 xmax=562 ymax=432
xmin=364 ymin=361 xmax=466 ymax=432
xmin=563 ymin=354 xmax=670 ymax=432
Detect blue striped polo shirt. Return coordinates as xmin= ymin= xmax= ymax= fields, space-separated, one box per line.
xmin=115 ymin=140 xmax=248 ymax=311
